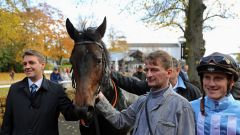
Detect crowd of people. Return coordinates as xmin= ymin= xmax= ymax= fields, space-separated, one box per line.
xmin=97 ymin=50 xmax=240 ymax=135
xmin=1 ymin=49 xmax=240 ymax=135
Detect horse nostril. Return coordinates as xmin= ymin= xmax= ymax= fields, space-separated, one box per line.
xmin=88 ymin=106 xmax=94 ymax=113
xmin=85 ymin=106 xmax=94 ymax=120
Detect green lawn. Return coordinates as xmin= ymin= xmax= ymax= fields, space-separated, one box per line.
xmin=0 ymin=88 xmax=9 ymax=97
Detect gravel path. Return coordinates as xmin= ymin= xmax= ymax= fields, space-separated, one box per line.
xmin=58 ymin=115 xmax=81 ymax=135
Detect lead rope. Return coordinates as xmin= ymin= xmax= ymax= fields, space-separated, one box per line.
xmin=111 ymin=79 xmax=118 ymax=107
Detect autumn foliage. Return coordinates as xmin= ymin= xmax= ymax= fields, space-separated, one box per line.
xmin=0 ymin=1 xmax=73 ymax=71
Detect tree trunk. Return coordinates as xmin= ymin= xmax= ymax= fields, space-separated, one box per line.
xmin=185 ymin=0 xmax=206 ymax=88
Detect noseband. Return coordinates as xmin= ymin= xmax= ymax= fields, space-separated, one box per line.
xmin=71 ymin=41 xmax=108 ymax=95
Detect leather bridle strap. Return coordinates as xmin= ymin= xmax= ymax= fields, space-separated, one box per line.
xmin=73 ymin=40 xmax=106 ymax=135
xmin=71 ymin=40 xmax=106 ymax=94
xmin=75 ymin=41 xmax=103 ymax=49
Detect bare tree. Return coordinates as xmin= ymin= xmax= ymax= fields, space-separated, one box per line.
xmin=120 ymin=0 xmax=238 ymax=86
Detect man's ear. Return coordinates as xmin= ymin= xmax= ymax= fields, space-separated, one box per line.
xmin=229 ymin=79 xmax=235 ymax=89
xmin=41 ymin=63 xmax=46 ymax=70
xmin=176 ymin=67 xmax=181 ymax=73
xmin=167 ymin=68 xmax=173 ymax=76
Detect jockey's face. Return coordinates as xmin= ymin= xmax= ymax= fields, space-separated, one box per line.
xmin=202 ymin=72 xmax=233 ymax=100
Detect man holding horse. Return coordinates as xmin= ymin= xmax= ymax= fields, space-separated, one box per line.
xmin=110 ymin=57 xmax=202 ymax=101
xmin=96 ymin=50 xmax=195 ymax=135
xmin=0 ymin=49 xmax=87 ymax=135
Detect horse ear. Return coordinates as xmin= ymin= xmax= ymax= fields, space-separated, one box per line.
xmin=96 ymin=17 xmax=107 ymax=38
xmin=66 ymin=18 xmax=78 ymax=40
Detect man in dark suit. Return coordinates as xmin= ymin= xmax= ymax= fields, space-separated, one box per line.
xmin=0 ymin=50 xmax=86 ymax=135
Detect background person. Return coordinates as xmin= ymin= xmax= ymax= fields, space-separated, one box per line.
xmin=0 ymin=49 xmax=87 ymax=135
xmin=179 ymin=60 xmax=189 ymax=81
xmin=170 ymin=57 xmax=202 ymax=101
xmin=230 ymin=77 xmax=240 ymax=100
xmin=132 ymin=65 xmax=146 ymax=81
xmin=9 ymin=69 xmax=15 ymax=81
xmin=191 ymin=52 xmax=240 ymax=134
xmin=60 ymin=68 xmax=71 ymax=81
xmin=59 ymin=68 xmax=71 ymax=90
xmin=96 ymin=50 xmax=195 ymax=135
xmin=50 ymin=67 xmax=63 ymax=83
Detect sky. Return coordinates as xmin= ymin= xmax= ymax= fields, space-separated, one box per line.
xmin=39 ymin=0 xmax=240 ymax=56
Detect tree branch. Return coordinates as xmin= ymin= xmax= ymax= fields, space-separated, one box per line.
xmin=203 ymin=14 xmax=226 ymax=22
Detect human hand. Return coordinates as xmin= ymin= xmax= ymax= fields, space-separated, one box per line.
xmin=96 ymin=91 xmax=105 ymax=100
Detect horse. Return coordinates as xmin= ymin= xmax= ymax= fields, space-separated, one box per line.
xmin=66 ymin=17 xmax=134 ymax=135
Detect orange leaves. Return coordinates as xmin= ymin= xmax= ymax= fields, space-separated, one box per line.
xmin=0 ymin=2 xmax=74 ymax=63
xmin=108 ymin=39 xmax=129 ymax=52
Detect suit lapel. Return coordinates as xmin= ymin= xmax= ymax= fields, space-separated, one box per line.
xmin=18 ymin=77 xmax=31 ymax=97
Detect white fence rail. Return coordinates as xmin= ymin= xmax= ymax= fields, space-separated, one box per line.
xmin=0 ymin=85 xmax=11 ymax=89
xmin=0 ymin=80 xmax=72 ymax=89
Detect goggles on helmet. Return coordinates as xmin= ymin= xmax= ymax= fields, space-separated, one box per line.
xmin=199 ymin=55 xmax=238 ymax=70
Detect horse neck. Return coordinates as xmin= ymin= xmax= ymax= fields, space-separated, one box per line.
xmin=101 ymin=76 xmax=128 ymax=111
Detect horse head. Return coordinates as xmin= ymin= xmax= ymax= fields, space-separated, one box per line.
xmin=66 ymin=17 xmax=109 ymax=112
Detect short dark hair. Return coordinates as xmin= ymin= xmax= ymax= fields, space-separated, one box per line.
xmin=22 ymin=49 xmax=45 ymax=63
xmin=137 ymin=65 xmax=143 ymax=69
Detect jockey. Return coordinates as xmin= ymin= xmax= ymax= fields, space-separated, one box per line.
xmin=191 ymin=52 xmax=240 ymax=135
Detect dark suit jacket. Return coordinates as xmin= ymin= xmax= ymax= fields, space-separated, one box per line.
xmin=1 ymin=77 xmax=79 ymax=135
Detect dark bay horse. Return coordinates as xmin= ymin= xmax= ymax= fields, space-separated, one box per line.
xmin=66 ymin=17 xmax=131 ymax=135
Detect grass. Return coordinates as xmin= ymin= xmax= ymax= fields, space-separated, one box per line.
xmin=0 ymin=88 xmax=9 ymax=98
xmin=0 ymin=72 xmax=25 ymax=97
xmin=0 ymin=72 xmax=51 ymax=97
xmin=0 ymin=72 xmax=26 ymax=83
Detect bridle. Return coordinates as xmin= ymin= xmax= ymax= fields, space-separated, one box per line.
xmin=71 ymin=40 xmax=118 ymax=135
xmin=70 ymin=40 xmax=119 ymax=106
xmin=70 ymin=41 xmax=108 ymax=96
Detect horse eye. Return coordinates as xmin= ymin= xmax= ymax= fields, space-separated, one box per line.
xmin=97 ymin=59 xmax=102 ymax=64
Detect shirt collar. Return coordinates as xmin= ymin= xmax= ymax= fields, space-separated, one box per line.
xmin=205 ymin=94 xmax=234 ymax=111
xmin=28 ymin=78 xmax=43 ymax=91
xmin=150 ymin=85 xmax=169 ymax=98
xmin=173 ymin=76 xmax=186 ymax=91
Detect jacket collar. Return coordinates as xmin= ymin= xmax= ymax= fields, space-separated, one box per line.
xmin=151 ymin=84 xmax=173 ymax=108
xmin=205 ymin=94 xmax=234 ymax=111
xmin=19 ymin=77 xmax=49 ymax=93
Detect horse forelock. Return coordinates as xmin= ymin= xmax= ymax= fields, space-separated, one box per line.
xmin=74 ymin=27 xmax=101 ymax=42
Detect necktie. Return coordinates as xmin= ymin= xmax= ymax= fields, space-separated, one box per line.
xmin=30 ymin=84 xmax=38 ymax=95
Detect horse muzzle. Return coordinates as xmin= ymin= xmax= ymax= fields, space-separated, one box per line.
xmin=75 ymin=105 xmax=95 ymax=120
